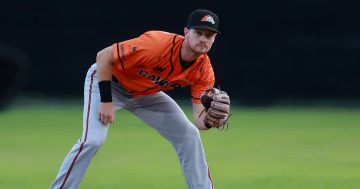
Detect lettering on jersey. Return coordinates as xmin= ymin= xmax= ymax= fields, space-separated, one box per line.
xmin=154 ymin=77 xmax=168 ymax=86
xmin=153 ymin=66 xmax=165 ymax=72
xmin=138 ymin=69 xmax=183 ymax=90
xmin=131 ymin=46 xmax=137 ymax=54
xmin=138 ymin=70 xmax=168 ymax=87
xmin=139 ymin=70 xmax=147 ymax=77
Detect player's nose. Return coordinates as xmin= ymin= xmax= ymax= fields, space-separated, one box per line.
xmin=199 ymin=35 xmax=207 ymax=42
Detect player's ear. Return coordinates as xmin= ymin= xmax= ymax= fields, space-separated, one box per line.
xmin=184 ymin=27 xmax=190 ymax=36
xmin=211 ymin=33 xmax=218 ymax=42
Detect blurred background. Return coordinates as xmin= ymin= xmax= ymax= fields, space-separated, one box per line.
xmin=1 ymin=1 xmax=360 ymax=189
xmin=1 ymin=0 xmax=359 ymax=107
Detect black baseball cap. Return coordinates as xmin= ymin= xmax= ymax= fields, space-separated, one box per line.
xmin=187 ymin=9 xmax=220 ymax=34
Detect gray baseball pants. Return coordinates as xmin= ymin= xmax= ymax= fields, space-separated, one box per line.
xmin=50 ymin=64 xmax=213 ymax=189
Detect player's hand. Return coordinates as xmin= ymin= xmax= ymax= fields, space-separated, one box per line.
xmin=98 ymin=102 xmax=115 ymax=125
xmin=200 ymin=88 xmax=231 ymax=130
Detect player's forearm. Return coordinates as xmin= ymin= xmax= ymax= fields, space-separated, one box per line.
xmin=192 ymin=103 xmax=210 ymax=130
xmin=194 ymin=116 xmax=209 ymax=130
xmin=96 ymin=46 xmax=115 ymax=81
xmin=96 ymin=46 xmax=116 ymax=103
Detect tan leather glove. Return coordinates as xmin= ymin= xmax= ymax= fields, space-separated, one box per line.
xmin=200 ymin=88 xmax=231 ymax=129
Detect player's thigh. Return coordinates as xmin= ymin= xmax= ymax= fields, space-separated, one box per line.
xmin=111 ymin=81 xmax=132 ymax=111
xmin=82 ymin=69 xmax=109 ymax=144
xmin=129 ymin=92 xmax=196 ymax=141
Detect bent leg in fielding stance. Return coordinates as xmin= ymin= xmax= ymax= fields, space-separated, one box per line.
xmin=127 ymin=92 xmax=214 ymax=189
xmin=51 ymin=68 xmax=213 ymax=189
xmin=50 ymin=67 xmax=128 ymax=189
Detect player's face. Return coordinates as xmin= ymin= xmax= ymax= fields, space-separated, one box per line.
xmin=185 ymin=28 xmax=217 ymax=54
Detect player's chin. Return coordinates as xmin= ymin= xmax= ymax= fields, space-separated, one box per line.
xmin=194 ymin=47 xmax=209 ymax=54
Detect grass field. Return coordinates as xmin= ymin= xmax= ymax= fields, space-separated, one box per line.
xmin=0 ymin=104 xmax=360 ymax=189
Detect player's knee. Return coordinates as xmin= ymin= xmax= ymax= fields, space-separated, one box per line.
xmin=85 ymin=138 xmax=105 ymax=149
xmin=183 ymin=125 xmax=200 ymax=140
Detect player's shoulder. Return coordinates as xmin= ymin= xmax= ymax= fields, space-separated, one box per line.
xmin=200 ymin=54 xmax=212 ymax=66
xmin=141 ymin=30 xmax=178 ymax=41
xmin=138 ymin=31 xmax=183 ymax=51
xmin=198 ymin=54 xmax=214 ymax=72
xmin=144 ymin=30 xmax=175 ymax=36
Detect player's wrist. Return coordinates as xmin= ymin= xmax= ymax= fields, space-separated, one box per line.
xmin=203 ymin=119 xmax=212 ymax=129
xmin=98 ymin=80 xmax=112 ymax=102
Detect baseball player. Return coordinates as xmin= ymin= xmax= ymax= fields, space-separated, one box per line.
xmin=50 ymin=9 xmax=231 ymax=189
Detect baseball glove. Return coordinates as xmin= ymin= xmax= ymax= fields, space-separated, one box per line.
xmin=200 ymin=88 xmax=231 ymax=130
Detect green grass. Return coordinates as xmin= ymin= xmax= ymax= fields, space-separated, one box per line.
xmin=0 ymin=104 xmax=360 ymax=189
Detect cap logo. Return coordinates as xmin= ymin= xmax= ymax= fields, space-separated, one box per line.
xmin=200 ymin=15 xmax=215 ymax=24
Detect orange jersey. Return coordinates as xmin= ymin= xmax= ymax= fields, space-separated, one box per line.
xmin=112 ymin=31 xmax=215 ymax=103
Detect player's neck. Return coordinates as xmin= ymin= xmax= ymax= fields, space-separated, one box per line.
xmin=181 ymin=40 xmax=200 ymax=63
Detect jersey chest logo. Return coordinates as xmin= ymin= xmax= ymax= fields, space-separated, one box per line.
xmin=153 ymin=66 xmax=166 ymax=72
xmin=138 ymin=69 xmax=182 ymax=89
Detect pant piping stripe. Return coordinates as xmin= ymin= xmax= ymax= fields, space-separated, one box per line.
xmin=208 ymin=166 xmax=214 ymax=189
xmin=60 ymin=70 xmax=96 ymax=189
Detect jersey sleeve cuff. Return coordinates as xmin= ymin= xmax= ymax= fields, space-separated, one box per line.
xmin=191 ymin=97 xmax=201 ymax=104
